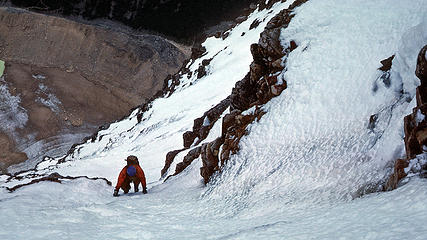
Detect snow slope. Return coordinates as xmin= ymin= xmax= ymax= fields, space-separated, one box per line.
xmin=1 ymin=0 xmax=427 ymax=239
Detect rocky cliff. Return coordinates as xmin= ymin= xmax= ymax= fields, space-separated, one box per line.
xmin=3 ymin=0 xmax=257 ymax=42
xmin=0 ymin=7 xmax=188 ymax=172
xmin=386 ymin=45 xmax=427 ymax=190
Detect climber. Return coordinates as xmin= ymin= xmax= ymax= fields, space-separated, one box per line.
xmin=113 ymin=155 xmax=147 ymax=197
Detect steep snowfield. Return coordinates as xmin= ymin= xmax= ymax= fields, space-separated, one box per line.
xmin=1 ymin=0 xmax=427 ymax=239
xmin=207 ymin=0 xmax=427 ymax=206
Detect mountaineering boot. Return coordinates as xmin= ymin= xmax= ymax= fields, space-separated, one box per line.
xmin=133 ymin=182 xmax=139 ymax=192
xmin=113 ymin=189 xmax=119 ymax=197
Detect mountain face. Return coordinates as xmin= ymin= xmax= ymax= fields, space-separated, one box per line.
xmin=4 ymin=0 xmax=258 ymax=42
xmin=0 ymin=7 xmax=188 ymax=172
xmin=1 ymin=0 xmax=427 ymax=239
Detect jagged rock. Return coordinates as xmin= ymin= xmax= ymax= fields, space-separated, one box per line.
xmin=163 ymin=98 xmax=230 ymax=175
xmin=202 ymin=58 xmax=212 ymax=66
xmin=169 ymin=146 xmax=202 ymax=179
xmin=249 ymin=19 xmax=261 ymax=30
xmin=161 ymin=149 xmax=185 ymax=177
xmin=197 ymin=65 xmax=207 ymax=79
xmin=387 ymin=45 xmax=427 ymax=190
xmin=251 ymin=43 xmax=264 ymax=64
xmin=271 ymin=58 xmax=284 ymax=70
xmin=230 ymin=73 xmax=258 ymax=111
xmin=222 ymin=32 xmax=230 ymax=40
xmin=415 ymin=45 xmax=427 ymax=85
xmin=416 ymin=127 xmax=427 ymax=146
xmin=404 ymin=105 xmax=427 ymax=159
xmin=384 ymin=158 xmax=409 ymax=191
xmin=200 ymin=0 xmax=307 ymax=183
xmin=416 ymin=86 xmax=427 ymax=106
xmin=220 ymin=108 xmax=266 ymax=165
xmin=183 ymin=131 xmax=197 ymax=148
xmin=259 ymin=27 xmax=284 ymax=60
xmin=222 ymin=110 xmax=241 ymax=137
xmin=191 ymin=44 xmax=207 ymax=60
xmin=200 ymin=138 xmax=223 ymax=183
xmin=250 ymin=62 xmax=266 ymax=81
xmin=378 ymin=55 xmax=395 ymax=72
xmin=376 ymin=55 xmax=395 ymax=89
xmin=162 ymin=0 xmax=308 ymax=183
xmin=182 ymin=98 xmax=230 ymax=149
xmin=271 ymin=82 xmax=287 ymax=96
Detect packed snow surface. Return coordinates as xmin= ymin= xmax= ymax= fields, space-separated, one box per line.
xmin=1 ymin=0 xmax=427 ymax=239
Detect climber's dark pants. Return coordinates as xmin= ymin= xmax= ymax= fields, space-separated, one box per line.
xmin=120 ymin=176 xmax=140 ymax=193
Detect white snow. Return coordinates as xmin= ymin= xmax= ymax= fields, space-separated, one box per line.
xmin=206 ymin=0 xmax=427 ymax=204
xmin=1 ymin=0 xmax=427 ymax=239
xmin=416 ymin=109 xmax=425 ymax=124
xmin=405 ymin=154 xmax=427 ymax=176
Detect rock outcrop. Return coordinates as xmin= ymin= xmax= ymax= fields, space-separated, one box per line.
xmin=198 ymin=0 xmax=308 ymax=184
xmin=385 ymin=45 xmax=427 ymax=190
xmin=0 ymin=7 xmax=188 ymax=172
xmin=161 ymin=0 xmax=309 ymax=183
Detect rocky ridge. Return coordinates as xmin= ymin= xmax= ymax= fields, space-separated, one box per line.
xmin=161 ymin=0 xmax=309 ymax=183
xmin=386 ymin=45 xmax=427 ymax=190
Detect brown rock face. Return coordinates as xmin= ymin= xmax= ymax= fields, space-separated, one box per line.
xmin=200 ymin=0 xmax=309 ymax=183
xmin=0 ymin=7 xmax=189 ymax=172
xmin=415 ymin=45 xmax=427 ymax=86
xmin=385 ymin=45 xmax=427 ymax=190
xmin=0 ymin=7 xmax=188 ymax=107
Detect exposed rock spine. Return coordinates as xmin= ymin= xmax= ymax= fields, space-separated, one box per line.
xmin=385 ymin=45 xmax=427 ymax=190
xmin=162 ymin=0 xmax=309 ymax=183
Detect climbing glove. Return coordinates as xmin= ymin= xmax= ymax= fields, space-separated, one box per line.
xmin=113 ymin=189 xmax=119 ymax=197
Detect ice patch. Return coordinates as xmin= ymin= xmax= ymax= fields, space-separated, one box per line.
xmin=32 ymin=74 xmax=46 ymax=80
xmin=0 ymin=84 xmax=28 ymax=132
xmin=36 ymin=83 xmax=62 ymax=113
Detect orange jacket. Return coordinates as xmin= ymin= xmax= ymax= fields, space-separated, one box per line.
xmin=115 ymin=164 xmax=147 ymax=190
